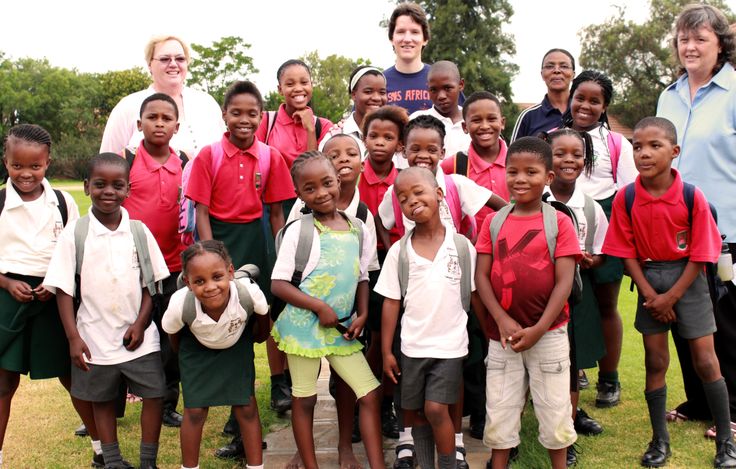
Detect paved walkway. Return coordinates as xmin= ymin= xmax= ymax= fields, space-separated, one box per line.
xmin=264 ymin=358 xmax=489 ymax=468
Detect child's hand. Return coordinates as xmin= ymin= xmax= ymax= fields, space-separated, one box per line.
xmin=344 ymin=315 xmax=365 ymax=341
xmin=497 ymin=315 xmax=522 ymax=349
xmin=32 ymin=285 xmax=54 ymax=302
xmin=69 ymin=336 xmax=91 ymax=371
xmin=643 ymin=292 xmax=677 ymax=319
xmin=6 ymin=279 xmax=34 ymax=303
xmin=383 ymin=353 xmax=401 ymax=385
xmin=580 ymin=252 xmax=595 ymax=270
xmin=651 ymin=308 xmax=677 ymax=324
xmin=315 ymin=303 xmax=338 ymax=328
xmin=123 ymin=323 xmax=145 ymax=351
xmin=509 ymin=325 xmax=545 ymax=353
xmin=292 ymin=108 xmax=316 ymax=133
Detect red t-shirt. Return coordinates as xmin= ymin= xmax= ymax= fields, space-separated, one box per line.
xmin=476 ymin=210 xmax=582 ymax=341
xmin=185 ymin=134 xmax=295 ymax=223
xmin=358 ymin=160 xmax=401 ymax=249
xmin=255 ymin=104 xmax=333 ymax=168
xmin=603 ymin=170 xmax=721 ymax=263
xmin=123 ymin=144 xmax=184 ymax=272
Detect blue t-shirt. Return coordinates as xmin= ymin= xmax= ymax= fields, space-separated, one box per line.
xmin=385 ymin=64 xmax=433 ymax=115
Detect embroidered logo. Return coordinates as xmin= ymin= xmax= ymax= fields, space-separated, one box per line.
xmin=132 ymin=247 xmax=140 ymax=269
xmin=676 ymin=230 xmax=688 ymax=250
xmin=445 ymin=253 xmax=462 ymax=282
xmin=53 ymin=221 xmax=63 ymax=239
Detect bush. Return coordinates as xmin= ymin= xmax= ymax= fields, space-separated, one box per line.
xmin=49 ymin=130 xmax=101 ymax=180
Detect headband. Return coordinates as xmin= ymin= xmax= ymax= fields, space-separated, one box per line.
xmin=349 ymin=67 xmax=385 ymax=93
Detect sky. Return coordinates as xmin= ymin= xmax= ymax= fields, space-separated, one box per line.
xmin=0 ymin=0 xmax=733 ymax=103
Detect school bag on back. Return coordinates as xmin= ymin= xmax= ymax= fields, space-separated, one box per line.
xmin=0 ymin=188 xmax=69 ymax=226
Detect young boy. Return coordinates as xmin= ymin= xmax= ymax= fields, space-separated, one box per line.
xmin=475 ymin=137 xmax=580 ymax=469
xmin=603 ymin=117 xmax=736 ymax=468
xmin=376 ymin=166 xmax=477 ymax=469
xmin=44 ymin=153 xmax=170 ymax=469
xmin=409 ymin=60 xmax=470 ymax=157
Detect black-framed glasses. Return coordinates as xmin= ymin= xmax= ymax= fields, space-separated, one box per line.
xmin=153 ymin=56 xmax=187 ymax=65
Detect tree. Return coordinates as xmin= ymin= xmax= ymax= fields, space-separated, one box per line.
xmin=300 ymin=51 xmax=369 ymax=123
xmin=187 ymin=36 xmax=258 ymax=104
xmin=96 ymin=68 xmax=151 ymax=119
xmin=579 ymin=0 xmax=734 ymax=128
xmin=263 ymin=90 xmax=283 ymax=112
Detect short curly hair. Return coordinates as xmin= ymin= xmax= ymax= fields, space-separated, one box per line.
xmin=673 ymin=4 xmax=736 ymax=75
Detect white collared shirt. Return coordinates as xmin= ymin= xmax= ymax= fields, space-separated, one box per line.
xmin=543 ymin=186 xmax=610 ymax=255
xmin=410 ymin=106 xmax=471 ymax=157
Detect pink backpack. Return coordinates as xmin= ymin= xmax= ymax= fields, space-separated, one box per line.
xmin=607 ymin=131 xmax=623 ymax=184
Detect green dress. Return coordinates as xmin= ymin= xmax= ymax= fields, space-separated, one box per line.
xmin=272 ymin=219 xmax=364 ymax=358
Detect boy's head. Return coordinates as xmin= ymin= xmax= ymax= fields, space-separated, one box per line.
xmin=2 ymin=124 xmax=52 ymax=199
xmin=222 ymin=81 xmax=263 ymax=148
xmin=393 ymin=166 xmax=443 ymax=224
xmin=84 ymin=153 xmax=130 ymax=217
xmin=362 ymin=105 xmax=409 ymax=165
xmin=404 ymin=114 xmax=445 ymax=173
xmin=322 ymin=134 xmax=363 ymax=187
xmin=505 ymin=137 xmax=554 ymax=205
xmin=137 ymin=93 xmax=179 ymax=147
xmin=388 ymin=2 xmax=430 ymax=63
xmin=632 ymin=117 xmax=680 ymax=178
xmin=427 ymin=61 xmax=464 ymax=117
xmin=461 ymin=91 xmax=505 ymax=151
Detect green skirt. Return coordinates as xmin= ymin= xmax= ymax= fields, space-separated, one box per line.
xmin=593 ymin=193 xmax=625 ymax=284
xmin=0 ymin=274 xmax=70 ymax=379
xmin=178 ymin=321 xmax=255 ymax=408
xmin=573 ymin=270 xmax=606 ymax=369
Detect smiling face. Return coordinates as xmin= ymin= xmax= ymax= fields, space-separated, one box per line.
xmin=278 ymin=64 xmax=313 ymax=114
xmin=462 ymin=98 xmax=505 ymax=152
xmin=352 ymin=73 xmax=387 ymax=117
xmin=505 ymin=151 xmax=553 ymax=205
xmin=677 ymin=25 xmax=721 ymax=79
xmin=323 ymin=136 xmax=362 ymax=186
xmin=364 ymin=118 xmax=402 ymax=165
xmin=294 ymin=158 xmax=340 ymax=216
xmin=394 ymin=170 xmax=443 ymax=224
xmin=137 ymin=99 xmax=179 ymax=147
xmin=148 ymin=39 xmax=188 ymax=90
xmin=551 ymin=134 xmax=585 ymax=185
xmin=632 ymin=126 xmax=680 ymax=181
xmin=223 ymin=92 xmax=261 ymax=149
xmin=84 ymin=163 xmax=129 ymax=218
xmin=541 ymin=51 xmax=574 ymax=93
xmin=391 ymin=15 xmax=428 ymax=63
xmin=183 ymin=251 xmax=234 ymax=316
xmin=3 ymin=139 xmax=50 ymax=201
xmin=570 ymin=81 xmax=607 ymax=131
xmin=405 ymin=127 xmax=445 ymax=173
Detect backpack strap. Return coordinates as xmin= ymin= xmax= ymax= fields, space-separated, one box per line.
xmin=265 ymin=111 xmax=278 ymax=144
xmin=356 ymin=201 xmax=369 ymax=223
xmin=210 ymin=141 xmax=225 ymax=180
xmin=124 ymin=148 xmax=136 ymax=167
xmin=292 ymin=214 xmax=315 ymax=286
xmin=489 ymin=204 xmax=514 ymax=251
xmin=582 ymin=194 xmax=597 ymax=253
xmin=314 ymin=116 xmax=323 ymax=142
xmin=130 ymin=220 xmax=161 ymax=297
xmin=391 ymin=191 xmax=406 ymax=236
xmin=397 ymin=231 xmax=411 ymax=300
xmin=682 ymin=182 xmax=695 ymax=228
xmin=541 ymin=202 xmax=559 ymax=263
xmin=607 ymin=131 xmax=622 ymax=184
xmin=443 ymin=175 xmax=463 ymax=232
xmin=0 ymin=188 xmax=5 ymax=216
xmin=182 ymin=291 xmax=197 ymax=325
xmin=255 ymin=141 xmax=271 ymax=198
xmin=178 ymin=151 xmax=189 ymax=170
xmin=455 ymin=151 xmax=469 ymax=177
xmin=624 ymin=183 xmax=636 ymax=219
xmin=73 ymin=216 xmax=91 ymax=299
xmin=452 ymin=232 xmax=471 ymax=312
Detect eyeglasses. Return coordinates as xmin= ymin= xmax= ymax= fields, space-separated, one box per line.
xmin=152 ymin=56 xmax=187 ymax=65
xmin=542 ymin=63 xmax=573 ymax=72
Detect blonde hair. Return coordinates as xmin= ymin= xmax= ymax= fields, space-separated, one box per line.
xmin=143 ymin=35 xmax=190 ymax=64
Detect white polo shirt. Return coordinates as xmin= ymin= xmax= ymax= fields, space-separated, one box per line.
xmin=43 ymin=208 xmax=170 ymax=365
xmin=0 ymin=179 xmax=79 ymax=277
xmin=543 ymin=187 xmax=610 ymax=255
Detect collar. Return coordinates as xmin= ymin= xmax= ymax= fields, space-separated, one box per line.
xmin=344 ymin=112 xmax=363 ymax=138
xmin=362 ymin=159 xmax=396 ymax=185
xmin=540 ymin=95 xmax=562 ymax=116
xmin=418 ymin=106 xmax=463 ymax=127
xmin=345 ymin=189 xmax=362 ymax=213
xmin=635 ymin=169 xmax=683 ymax=206
xmin=670 ymin=62 xmax=735 ymax=94
xmin=135 ymin=141 xmax=180 ymax=174
xmin=276 ymin=103 xmax=315 ymax=126
xmin=543 ymin=185 xmax=585 ymax=208
xmin=468 ymin=139 xmax=507 ymax=172
xmin=87 ymin=206 xmax=131 ymax=236
xmin=221 ymin=134 xmax=259 ymax=160
xmin=3 ymin=178 xmax=58 ymax=210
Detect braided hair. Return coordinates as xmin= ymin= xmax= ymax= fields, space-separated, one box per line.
xmin=290 ymin=150 xmax=336 ymax=187
xmin=538 ymin=128 xmax=594 ymax=177
xmin=3 ymin=124 xmax=52 ymax=154
xmin=181 ymin=240 xmax=233 ymax=277
xmin=561 ymin=70 xmax=614 ymax=129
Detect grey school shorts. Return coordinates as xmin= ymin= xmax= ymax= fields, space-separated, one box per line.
xmin=400 ymin=354 xmax=464 ymax=410
xmin=635 ymin=260 xmax=717 ymax=339
xmin=71 ymin=352 xmax=165 ymax=402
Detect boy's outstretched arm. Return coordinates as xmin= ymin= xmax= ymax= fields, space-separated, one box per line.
xmin=271 ymin=279 xmax=338 ymax=327
xmin=510 ymin=255 xmax=576 ymax=352
xmin=485 ymin=194 xmax=508 ymax=212
xmin=268 ymin=202 xmax=285 ymax=237
xmin=57 ymin=290 xmax=90 ymax=371
xmin=195 ymin=203 xmax=213 ymax=241
xmin=381 ymin=298 xmax=401 ymax=384
xmin=475 ymin=253 xmax=520 ymax=349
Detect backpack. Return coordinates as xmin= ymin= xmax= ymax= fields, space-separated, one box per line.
xmin=178 ymin=140 xmax=272 ymax=246
xmin=607 ymin=131 xmax=623 ymax=184
xmin=489 ymin=201 xmax=584 ymax=304
xmin=264 ymin=111 xmax=323 ymax=146
xmin=124 ymin=147 xmax=189 ymax=170
xmin=271 ymin=211 xmax=365 ymax=322
xmin=179 ymin=265 xmax=259 ymax=326
xmin=454 ymin=151 xmax=469 ymax=177
xmin=0 ymin=188 xmax=69 ymax=226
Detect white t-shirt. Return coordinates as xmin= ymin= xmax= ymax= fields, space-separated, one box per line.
xmin=99 ymin=86 xmax=225 ymax=158
xmin=162 ymin=278 xmax=268 ymax=349
xmin=576 ymin=125 xmax=637 ymax=200
xmin=43 ymin=208 xmax=170 ymax=365
xmin=287 ymin=189 xmax=379 ymax=271
xmin=0 ymin=179 xmax=79 ymax=277
xmin=272 ymin=217 xmax=375 ymax=284
xmin=378 ymin=166 xmax=491 ymax=232
xmin=543 ymin=187 xmax=609 ymax=255
xmin=375 ymin=227 xmax=475 ymax=358
xmin=319 ymin=112 xmax=367 ymax=159
xmin=410 ymin=106 xmax=471 ymax=158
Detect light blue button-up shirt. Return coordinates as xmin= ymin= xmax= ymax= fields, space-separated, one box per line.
xmin=657 ymin=62 xmax=736 ymax=241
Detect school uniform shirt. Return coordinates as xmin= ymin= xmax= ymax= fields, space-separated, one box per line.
xmin=576 ymin=124 xmax=637 ymax=200
xmin=185 ymin=134 xmax=295 ymax=223
xmin=319 ymin=113 xmax=367 ymax=158
xmin=271 ymin=216 xmax=375 ymax=284
xmin=384 ymin=64 xmax=432 ymax=115
xmin=100 ymin=86 xmax=224 ymax=158
xmin=603 ymin=170 xmax=721 ymax=263
xmin=0 ymin=179 xmax=80 ymax=277
xmin=255 ymin=104 xmax=333 ymax=168
xmin=123 ymin=143 xmax=184 ymax=272
xmin=287 ymin=190 xmax=380 ymax=272
xmin=510 ymin=95 xmax=564 ymax=142
xmin=162 ymin=278 xmax=268 ymax=349
xmin=543 ymin=187 xmax=609 ymax=255
xmin=475 ymin=209 xmax=582 ymax=342
xmin=410 ymin=106 xmax=471 ymax=157
xmin=43 ymin=208 xmax=170 ymax=365
xmin=374 ymin=226 xmax=476 ymax=359
xmin=377 ymin=166 xmax=492 ymax=233
xmin=359 ymin=161 xmax=402 ymax=249
xmin=441 ymin=140 xmax=511 ymax=228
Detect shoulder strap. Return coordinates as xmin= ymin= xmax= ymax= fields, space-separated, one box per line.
xmin=341 ymin=211 xmax=364 ymax=257
xmin=182 ymin=291 xmax=197 ymax=325
xmin=391 ymin=190 xmax=406 ymax=236
xmin=443 ymin=175 xmax=463 ymax=231
xmin=210 ymin=141 xmax=225 ymax=180
xmin=582 ymin=194 xmax=596 ymax=253
xmin=256 ymin=141 xmax=271 ymax=197
xmin=314 ymin=116 xmax=323 ymax=141
xmin=130 ymin=220 xmax=160 ymax=297
xmin=624 ymin=183 xmax=636 ymax=220
xmin=124 ymin=148 xmax=136 ymax=167
xmin=0 ymin=188 xmax=5 ymax=216
xmin=398 ymin=231 xmax=411 ymax=299
xmin=455 ymin=151 xmax=469 ymax=177
xmin=356 ymin=201 xmax=369 ymax=223
xmin=541 ymin=202 xmax=559 ymax=263
xmin=265 ymin=111 xmax=278 ymax=144
xmin=292 ymin=214 xmax=315 ymax=286
xmin=53 ymin=189 xmax=69 ymax=226
xmin=607 ymin=131 xmax=622 ymax=184
xmin=489 ymin=204 xmax=513 ymax=250
xmin=234 ymin=280 xmax=255 ymax=314
xmin=682 ymin=182 xmax=695 ymax=228
xmin=178 ymin=151 xmax=189 ymax=170
xmin=452 ymin=232 xmax=471 ymax=312
xmin=73 ymin=216 xmax=91 ymax=298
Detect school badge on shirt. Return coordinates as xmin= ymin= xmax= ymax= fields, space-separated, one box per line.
xmin=445 ymin=253 xmax=462 ymax=283
xmin=676 ymin=230 xmax=688 ymax=250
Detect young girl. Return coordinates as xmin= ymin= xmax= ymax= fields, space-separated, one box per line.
xmin=271 ymin=151 xmax=385 ymax=469
xmin=541 ymin=128 xmax=610 ymax=465
xmin=0 ymin=125 xmax=99 ymax=468
xmin=562 ymin=70 xmax=637 ymax=408
xmin=162 ymin=240 xmax=269 ymax=469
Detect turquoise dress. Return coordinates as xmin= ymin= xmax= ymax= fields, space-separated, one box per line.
xmin=272 ymin=219 xmax=364 ymax=357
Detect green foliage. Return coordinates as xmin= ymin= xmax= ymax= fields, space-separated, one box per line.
xmin=300 ymin=51 xmax=369 ymax=123
xmin=263 ymin=90 xmax=284 ymax=112
xmin=95 ymin=68 xmax=150 ymax=120
xmin=579 ymin=0 xmax=735 ymax=128
xmin=188 ymin=36 xmax=259 ymax=105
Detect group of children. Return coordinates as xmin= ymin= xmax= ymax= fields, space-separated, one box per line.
xmin=1 ymin=29 xmax=735 ymax=469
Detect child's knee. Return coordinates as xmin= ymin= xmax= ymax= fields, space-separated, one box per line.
xmin=692 ymin=350 xmax=721 ymax=381
xmin=423 ymin=401 xmax=450 ymax=426
xmin=184 ymin=408 xmax=208 ymax=426
xmin=645 ymin=350 xmax=669 ymax=375
xmin=235 ymin=398 xmax=260 ymax=420
xmin=0 ymin=373 xmax=20 ymax=399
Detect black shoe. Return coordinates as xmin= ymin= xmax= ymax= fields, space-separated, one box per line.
xmin=715 ymin=439 xmax=736 ymax=468
xmin=596 ymin=380 xmax=621 ymax=408
xmin=215 ymin=436 xmax=245 ymax=460
xmin=574 ymin=407 xmax=603 ymax=436
xmin=91 ymin=453 xmax=134 ymax=469
xmin=457 ymin=446 xmax=469 ymax=469
xmin=567 ymin=444 xmax=579 ymax=467
xmin=381 ymin=404 xmax=400 ymax=439
xmin=578 ymin=370 xmax=589 ymax=390
xmin=640 ymin=438 xmax=671 ymax=467
xmin=352 ymin=408 xmax=362 ymax=443
xmin=162 ymin=408 xmax=183 ymax=428
xmin=270 ymin=375 xmax=292 ymax=414
xmin=222 ymin=412 xmax=239 ymax=437
xmin=470 ymin=412 xmax=485 ymax=440
xmin=393 ymin=444 xmax=415 ymax=469
xmin=138 ymin=463 xmax=159 ymax=469
xmin=75 ymin=423 xmax=89 ymax=437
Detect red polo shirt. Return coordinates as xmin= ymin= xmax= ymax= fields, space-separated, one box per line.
xmin=123 ymin=143 xmax=184 ymax=272
xmin=255 ymin=104 xmax=333 ymax=168
xmin=358 ymin=160 xmax=402 ymax=249
xmin=185 ymin=134 xmax=295 ymax=223
xmin=603 ymin=170 xmax=720 ymax=263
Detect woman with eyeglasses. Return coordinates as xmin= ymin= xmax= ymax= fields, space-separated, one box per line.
xmin=100 ymin=35 xmax=224 ymax=158
xmin=510 ymin=48 xmax=576 ymax=142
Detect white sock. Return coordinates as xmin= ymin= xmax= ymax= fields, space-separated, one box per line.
xmin=91 ymin=440 xmax=102 ymax=455
xmin=455 ymin=432 xmax=464 ymax=447
xmin=397 ymin=427 xmax=414 ymax=458
xmin=246 ymin=465 xmax=264 ymax=469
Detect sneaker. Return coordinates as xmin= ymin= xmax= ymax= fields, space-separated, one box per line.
xmin=574 ymin=407 xmax=603 ymax=436
xmin=162 ymin=407 xmax=183 ymax=428
xmin=393 ymin=444 xmax=415 ymax=469
xmin=595 ymin=380 xmax=621 ymax=408
xmin=75 ymin=423 xmax=89 ymax=437
xmin=578 ymin=370 xmax=589 ymax=390
xmin=567 ymin=444 xmax=578 ymax=467
xmin=381 ymin=404 xmax=400 ymax=439
xmin=715 ymin=439 xmax=736 ymax=468
xmin=270 ymin=376 xmax=292 ymax=414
